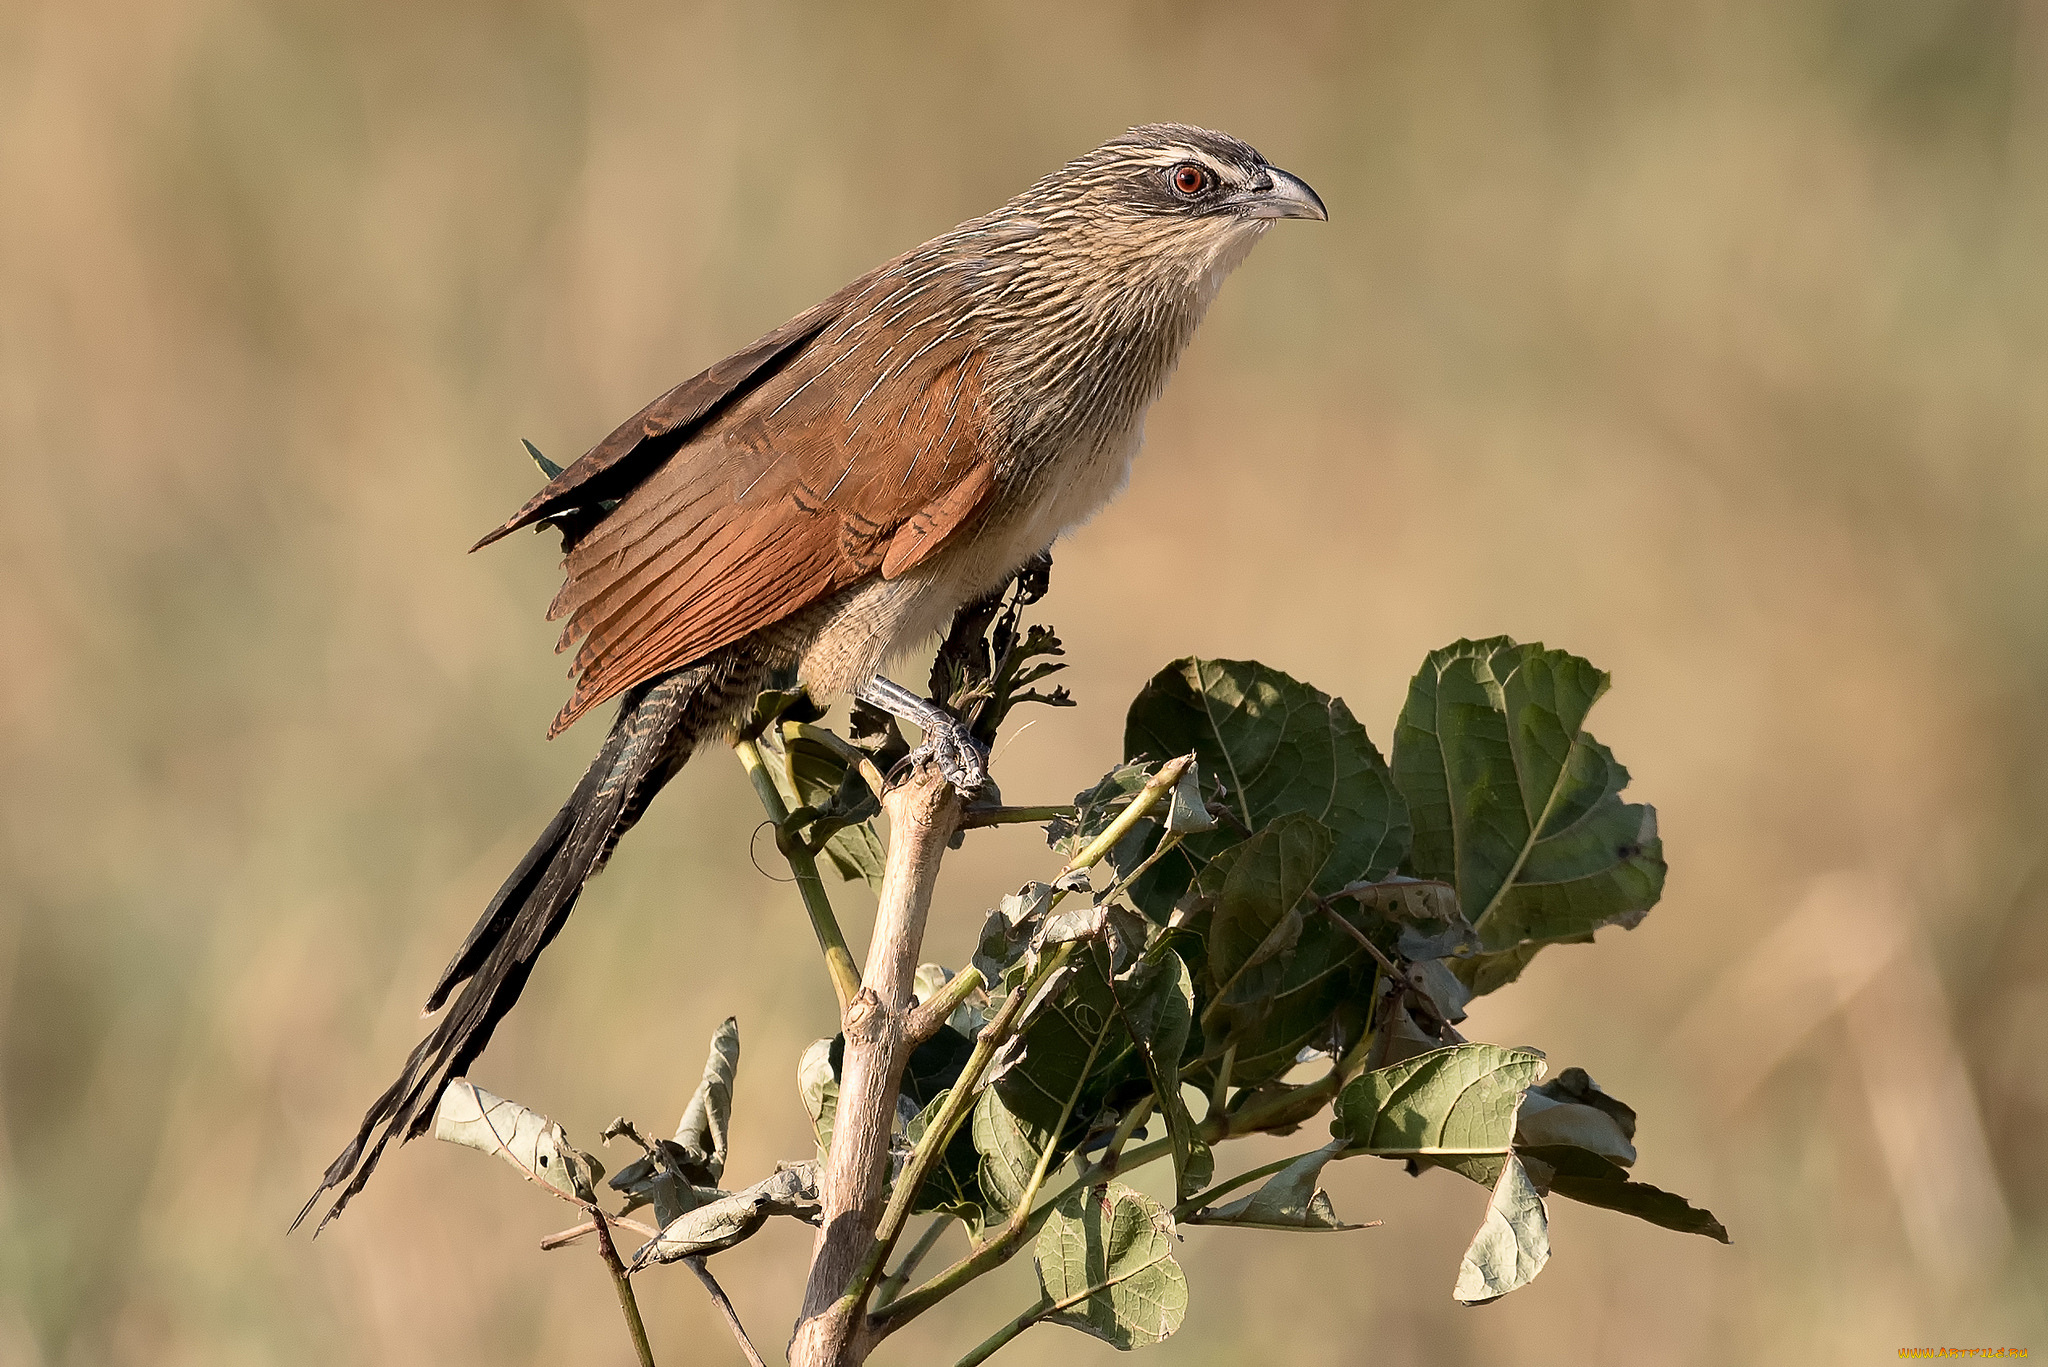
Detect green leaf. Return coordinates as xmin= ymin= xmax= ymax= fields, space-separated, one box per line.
xmin=1390 ymin=638 xmax=1664 ymax=994
xmin=1520 ymin=1145 xmax=1730 ymax=1243
xmin=1206 ymin=814 xmax=1333 ymax=995
xmin=431 ymin=1080 xmax=599 ymax=1201
xmin=798 ymin=1037 xmax=837 ymax=1153
xmin=671 ymin=1016 xmax=738 ymax=1185
xmin=1454 ymin=1154 xmax=1551 ymax=1304
xmin=995 ymin=942 xmax=1139 ymax=1133
xmin=1334 ymin=1043 xmax=1546 ymax=1156
xmin=972 ymin=1086 xmax=1049 ymax=1224
xmin=1105 ymin=950 xmax=1212 ymax=1203
xmin=1123 ymin=658 xmax=1410 ymax=916
xmin=1185 ymin=832 xmax=1380 ymax=1088
xmin=905 ymin=1092 xmax=986 ymax=1230
xmin=783 ymin=729 xmax=885 ymax=890
xmin=1188 ymin=1139 xmax=1361 ymax=1231
xmin=1035 ymin=1184 xmax=1189 ymax=1349
xmin=1047 ymin=761 xmax=1160 ymax=869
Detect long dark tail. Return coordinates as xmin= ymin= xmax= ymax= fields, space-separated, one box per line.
xmin=296 ymin=663 xmax=742 ymax=1234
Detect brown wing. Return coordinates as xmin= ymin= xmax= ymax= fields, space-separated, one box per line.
xmin=536 ymin=264 xmax=998 ymax=735
xmin=471 ymin=272 xmax=881 ymax=553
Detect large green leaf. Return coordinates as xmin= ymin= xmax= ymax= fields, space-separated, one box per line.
xmin=973 ymin=1086 xmax=1050 ymax=1224
xmin=1035 ymin=1184 xmax=1189 ymax=1349
xmin=1185 ymin=853 xmax=1373 ymax=1087
xmin=1206 ymin=814 xmax=1333 ymax=996
xmin=1334 ymin=1043 xmax=1546 ymax=1156
xmin=1391 ymin=638 xmax=1664 ymax=993
xmin=1123 ymin=659 xmax=1409 ymax=916
xmin=995 ymin=942 xmax=1140 ymax=1132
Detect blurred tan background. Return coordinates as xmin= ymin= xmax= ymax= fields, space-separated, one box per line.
xmin=3 ymin=1 xmax=2046 ymax=1363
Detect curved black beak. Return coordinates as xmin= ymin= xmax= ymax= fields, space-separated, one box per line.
xmin=1245 ymin=165 xmax=1327 ymax=221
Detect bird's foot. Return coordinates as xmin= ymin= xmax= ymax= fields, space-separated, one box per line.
xmin=856 ymin=675 xmax=989 ymax=798
xmin=900 ymin=722 xmax=989 ymax=796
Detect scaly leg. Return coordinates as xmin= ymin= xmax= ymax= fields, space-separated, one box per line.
xmin=855 ymin=675 xmax=988 ymax=796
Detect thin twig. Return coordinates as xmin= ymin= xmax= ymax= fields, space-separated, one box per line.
xmin=781 ymin=720 xmax=889 ymax=802
xmin=1317 ymin=898 xmax=1403 ymax=976
xmin=958 ymin=803 xmax=1075 ymax=829
xmin=872 ymin=1214 xmax=952 ymax=1312
xmin=955 ymin=1296 xmax=1049 ymax=1367
xmin=539 ymin=1213 xmax=663 ymax=1251
xmin=591 ymin=1208 xmax=657 ymax=1367
xmin=688 ymin=1258 xmax=768 ymax=1367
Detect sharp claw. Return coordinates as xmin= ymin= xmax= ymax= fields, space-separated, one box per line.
xmin=891 ymin=732 xmax=988 ymax=797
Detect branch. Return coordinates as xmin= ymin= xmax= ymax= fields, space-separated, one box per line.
xmin=958 ymin=804 xmax=1074 ymax=829
xmin=734 ymin=737 xmax=861 ymax=1012
xmin=591 ymin=1208 xmax=658 ymax=1367
xmin=955 ymin=1296 xmax=1050 ymax=1367
xmin=904 ymin=966 xmax=985 ymax=1048
xmin=689 ymin=1258 xmax=768 ymax=1367
xmin=538 ymin=1214 xmax=663 ymax=1251
xmin=781 ymin=720 xmax=888 ymax=802
xmin=789 ymin=759 xmax=963 ymax=1366
xmin=871 ymin=1215 xmax=952 ymax=1313
xmin=849 ymin=753 xmax=1197 ymax=1336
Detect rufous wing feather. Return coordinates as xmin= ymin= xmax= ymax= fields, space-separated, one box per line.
xmin=534 ymin=271 xmax=999 ymax=736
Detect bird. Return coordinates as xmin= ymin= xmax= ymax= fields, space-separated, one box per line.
xmin=299 ymin=122 xmax=1324 ymax=1232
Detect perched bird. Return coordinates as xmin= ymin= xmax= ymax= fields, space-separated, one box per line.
xmin=300 ymin=122 xmax=1324 ymax=1231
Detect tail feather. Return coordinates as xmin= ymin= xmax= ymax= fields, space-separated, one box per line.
xmin=296 ymin=669 xmax=703 ymax=1235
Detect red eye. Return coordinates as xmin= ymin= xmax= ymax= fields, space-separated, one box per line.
xmin=1171 ymin=164 xmax=1209 ymax=196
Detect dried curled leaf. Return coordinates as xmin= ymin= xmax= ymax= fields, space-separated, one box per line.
xmin=432 ymin=1080 xmax=599 ymax=1201
xmin=1189 ymin=1139 xmax=1361 ymax=1232
xmin=628 ymin=1163 xmax=819 ymax=1268
xmin=673 ymin=1016 xmax=739 ymax=1185
xmin=1454 ymin=1154 xmax=1551 ymax=1304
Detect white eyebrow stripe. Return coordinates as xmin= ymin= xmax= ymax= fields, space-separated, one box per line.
xmin=1129 ymin=148 xmax=1234 ymax=176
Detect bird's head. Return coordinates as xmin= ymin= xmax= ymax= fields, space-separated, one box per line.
xmin=996 ymin=123 xmax=1326 ymax=301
